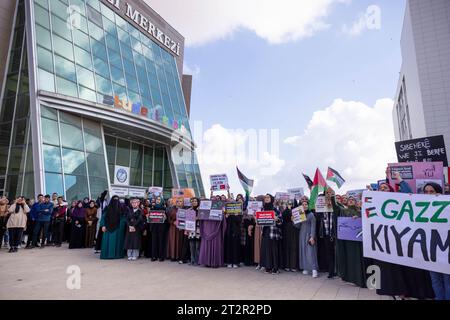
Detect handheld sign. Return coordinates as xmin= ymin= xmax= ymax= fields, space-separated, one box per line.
xmin=337 ymin=217 xmax=362 ymax=242
xmin=292 ymin=207 xmax=306 ymax=224
xmin=198 ymin=200 xmax=224 ymax=221
xmin=225 ymin=202 xmax=243 ymax=215
xmin=287 ymin=187 xmax=304 ymax=201
xmin=176 ymin=209 xmax=187 ymax=230
xmin=147 ymin=210 xmax=165 ymax=224
xmin=395 ymin=135 xmax=448 ymax=167
xmin=256 ymin=211 xmax=275 ymax=226
xmin=315 ymin=195 xmax=333 ymax=212
xmin=247 ymin=201 xmax=262 ymax=216
xmin=210 ymin=174 xmax=229 ymax=191
xmin=184 ymin=209 xmax=197 ymax=232
xmin=388 ymin=162 xmax=444 ymax=193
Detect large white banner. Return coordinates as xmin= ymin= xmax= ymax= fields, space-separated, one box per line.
xmin=114 ymin=165 xmax=130 ymax=186
xmin=362 ymin=191 xmax=450 ymax=274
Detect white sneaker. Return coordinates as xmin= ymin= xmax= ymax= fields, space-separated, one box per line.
xmin=302 ymin=270 xmax=309 ymax=275
xmin=312 ymin=270 xmax=319 ymax=278
xmin=128 ymin=257 xmax=132 ymax=261
xmin=227 ymin=264 xmax=233 ymax=268
xmin=132 ymin=257 xmax=137 ymax=261
xmin=232 ymin=264 xmax=238 ymax=268
xmin=255 ymin=265 xmax=261 ymax=270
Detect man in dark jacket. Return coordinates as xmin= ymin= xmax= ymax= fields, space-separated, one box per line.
xmin=31 ymin=195 xmax=54 ymax=248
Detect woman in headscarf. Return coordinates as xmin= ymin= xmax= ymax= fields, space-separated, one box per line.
xmin=421 ymin=182 xmax=449 ymax=300
xmin=260 ymin=194 xmax=283 ymax=274
xmin=124 ymin=198 xmax=145 ymax=261
xmin=69 ymin=201 xmax=86 ymax=249
xmin=94 ymin=190 xmax=108 ymax=253
xmin=281 ymin=200 xmax=299 ymax=272
xmin=224 ymin=194 xmax=243 ymax=268
xmin=332 ymin=192 xmax=366 ymax=287
xmin=6 ymin=196 xmax=29 ymax=252
xmin=82 ymin=197 xmax=90 ymax=208
xmin=99 ymin=195 xmax=128 ymax=259
xmin=294 ymin=200 xmax=318 ymax=277
xmin=198 ymin=189 xmax=227 ymax=268
xmin=149 ymin=196 xmax=168 ymax=261
xmin=64 ymin=200 xmax=76 ymax=243
xmin=85 ymin=200 xmax=98 ymax=248
xmin=167 ymin=197 xmax=185 ymax=261
xmin=187 ymin=197 xmax=201 ymax=265
xmin=374 ymin=172 xmax=435 ymax=300
xmin=0 ymin=197 xmax=9 ymax=251
xmin=253 ymin=195 xmax=265 ymax=269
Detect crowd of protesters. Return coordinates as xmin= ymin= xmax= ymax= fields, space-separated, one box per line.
xmin=0 ymin=171 xmax=449 ymax=300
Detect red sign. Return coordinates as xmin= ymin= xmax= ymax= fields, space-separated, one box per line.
xmin=148 ymin=210 xmax=166 ymax=224
xmin=256 ymin=211 xmax=275 ymax=226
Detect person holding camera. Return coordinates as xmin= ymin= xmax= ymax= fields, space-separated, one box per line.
xmin=7 ymin=196 xmax=29 ymax=252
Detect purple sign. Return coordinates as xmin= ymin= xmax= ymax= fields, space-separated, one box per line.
xmin=337 ymin=217 xmax=362 ymax=242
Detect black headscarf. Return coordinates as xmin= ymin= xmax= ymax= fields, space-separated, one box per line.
xmin=83 ymin=197 xmax=90 ymax=208
xmin=15 ymin=198 xmax=24 ymax=213
xmin=263 ymin=194 xmax=275 ymax=211
xmin=105 ymin=196 xmax=121 ymax=232
xmin=423 ymin=182 xmax=443 ymax=194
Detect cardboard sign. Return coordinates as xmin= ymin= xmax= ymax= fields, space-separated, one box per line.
xmin=210 ymin=174 xmax=228 ymax=191
xmin=292 ymin=207 xmax=306 ymax=224
xmin=128 ymin=188 xmax=146 ymax=198
xmin=225 ymin=202 xmax=243 ymax=215
xmin=395 ymin=135 xmax=448 ymax=167
xmin=176 ymin=209 xmax=187 ymax=229
xmin=337 ymin=217 xmax=362 ymax=242
xmin=315 ymin=195 xmax=333 ymax=213
xmin=362 ymin=191 xmax=450 ymax=274
xmin=148 ymin=186 xmax=163 ymax=198
xmin=172 ymin=188 xmax=196 ymax=209
xmin=148 ymin=210 xmax=166 ymax=224
xmin=287 ymin=187 xmax=304 ymax=200
xmin=346 ymin=189 xmax=365 ymax=201
xmin=184 ymin=209 xmax=197 ymax=232
xmin=388 ymin=162 xmax=444 ymax=193
xmin=110 ymin=186 xmax=128 ymax=197
xmin=247 ymin=201 xmax=262 ymax=216
xmin=275 ymin=192 xmax=290 ymax=201
xmin=256 ymin=211 xmax=275 ymax=226
xmin=198 ymin=200 xmax=224 ymax=221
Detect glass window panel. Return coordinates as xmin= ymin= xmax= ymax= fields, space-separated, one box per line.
xmin=108 ymin=164 xmax=114 ymax=184
xmin=142 ymin=96 xmax=152 ymax=109
xmin=123 ymin=58 xmax=136 ymax=76
xmin=101 ymin=7 xmax=116 ymax=28
xmin=126 ymin=74 xmax=139 ymax=93
xmin=86 ymin=0 xmax=100 ymax=11
xmin=105 ymin=135 xmax=116 ymax=165
xmin=56 ymin=76 xmax=78 ymax=97
xmin=69 ymin=0 xmax=86 ymax=15
xmin=22 ymin=173 xmax=35 ymax=200
xmin=143 ymin=146 xmax=153 ymax=186
xmin=130 ymin=143 xmax=143 ymax=168
xmin=73 ymin=28 xmax=90 ymax=48
xmin=76 ymin=65 xmax=95 ymax=88
xmin=41 ymin=105 xmax=57 ymax=120
xmin=91 ymin=39 xmax=107 ymax=60
xmin=84 ymin=129 xmax=103 ymax=154
xmin=37 ymin=46 xmax=53 ymax=72
xmin=74 ymin=46 xmax=93 ymax=70
xmin=112 ymin=83 xmax=126 ymax=100
xmin=53 ymin=34 xmax=74 ymax=60
xmin=43 ymin=145 xmax=62 ymax=172
xmin=86 ymin=3 xmax=103 ymax=27
xmin=95 ymin=73 xmax=112 ymax=95
xmin=62 ymin=148 xmax=86 ymax=175
xmin=41 ymin=118 xmax=59 ymax=145
xmin=59 ymin=111 xmax=81 ymax=127
xmin=88 ymin=20 xmax=103 ymax=40
xmin=60 ymin=122 xmax=84 ymax=150
xmin=35 ymin=24 xmax=52 ymax=50
xmin=117 ymin=27 xmax=130 ymax=45
xmin=130 ymin=168 xmax=141 ymax=186
xmin=34 ymin=3 xmax=50 ymax=29
xmin=93 ymin=57 xmax=109 ymax=78
xmin=35 ymin=0 xmax=49 ymax=10
xmin=65 ymin=175 xmax=88 ymax=201
xmin=89 ymin=176 xmax=108 ymax=199
xmin=45 ymin=172 xmax=64 ymax=196
xmin=153 ymin=147 xmax=163 ymax=186
xmin=55 ymin=55 xmax=76 ymax=82
xmin=116 ymin=139 xmax=130 ymax=166
xmin=51 ymin=14 xmax=72 ymax=40
xmin=120 ymin=44 xmax=133 ymax=61
xmin=107 ymin=49 xmax=122 ymax=68
xmin=49 ymin=0 xmax=68 ymax=20
xmin=8 ymin=147 xmax=25 ymax=175
xmin=127 ymin=90 xmax=140 ymax=104
xmin=106 ymin=32 xmax=120 ymax=51
xmin=12 ymin=119 xmax=27 ymax=145
xmin=87 ymin=153 xmax=106 ymax=177
xmin=130 ymin=37 xmax=142 ymax=54
xmin=79 ymin=85 xmax=97 ymax=102
xmin=110 ymin=65 xmax=125 ymax=86
xmin=0 ymin=147 xmax=8 ymax=174
xmin=164 ymin=150 xmax=173 ymax=189
xmin=38 ymin=68 xmax=55 ymax=92
xmin=115 ymin=15 xmax=127 ymax=29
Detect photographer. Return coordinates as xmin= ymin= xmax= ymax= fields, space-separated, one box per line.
xmin=7 ymin=196 xmax=29 ymax=253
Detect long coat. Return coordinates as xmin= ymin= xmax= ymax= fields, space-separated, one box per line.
xmin=124 ymin=209 xmax=144 ymax=250
xmin=100 ymin=209 xmax=127 ymax=259
xmin=295 ymin=211 xmax=318 ymax=271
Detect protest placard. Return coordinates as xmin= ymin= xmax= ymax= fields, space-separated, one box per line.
xmin=147 ymin=210 xmax=166 ymax=224
xmin=184 ymin=209 xmax=197 ymax=232
xmin=275 ymin=192 xmax=291 ymax=201
xmin=256 ymin=211 xmax=275 ymax=226
xmin=198 ymin=200 xmax=224 ymax=221
xmin=210 ymin=174 xmax=229 ymax=191
xmin=292 ymin=207 xmax=306 ymax=224
xmin=362 ymin=190 xmax=450 ymax=274
xmin=395 ymin=135 xmax=448 ymax=167
xmin=225 ymin=202 xmax=243 ymax=215
xmin=337 ymin=217 xmax=362 ymax=242
xmin=176 ymin=208 xmax=186 ymax=230
xmin=315 ymin=195 xmax=333 ymax=213
xmin=148 ymin=186 xmax=163 ymax=199
xmin=388 ymin=162 xmax=444 ymax=193
xmin=287 ymin=187 xmax=304 ymax=201
xmin=247 ymin=201 xmax=262 ymax=216
xmin=346 ymin=189 xmax=365 ymax=201
xmin=416 ymin=179 xmax=442 ymax=194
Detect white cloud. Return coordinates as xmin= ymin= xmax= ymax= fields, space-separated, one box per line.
xmin=342 ymin=5 xmax=382 ymax=36
xmin=342 ymin=13 xmax=367 ymax=36
xmin=183 ymin=62 xmax=201 ymax=77
xmin=283 ymin=136 xmax=301 ymax=146
xmin=144 ymin=0 xmax=348 ymax=46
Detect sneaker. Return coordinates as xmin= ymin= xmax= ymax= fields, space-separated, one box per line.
xmin=255 ymin=265 xmax=261 ymax=270
xmin=128 ymin=257 xmax=133 ymax=261
xmin=265 ymin=269 xmax=272 ymax=274
xmin=302 ymin=270 xmax=309 ymax=275
xmin=14 ymin=247 xmax=18 ymax=252
xmin=291 ymin=269 xmax=297 ymax=272
xmin=151 ymin=258 xmax=157 ymax=261
xmin=158 ymin=258 xmax=164 ymax=262
xmin=284 ymin=268 xmax=290 ymax=272
xmin=312 ymin=270 xmax=319 ymax=278
xmin=178 ymin=260 xmax=184 ymax=264
xmin=8 ymin=248 xmax=13 ymax=253
xmin=272 ymin=270 xmax=280 ymax=275
xmin=94 ymin=250 xmax=100 ymax=254
xmin=132 ymin=257 xmax=137 ymax=261
xmin=227 ymin=264 xmax=233 ymax=268
xmin=232 ymin=264 xmax=238 ymax=268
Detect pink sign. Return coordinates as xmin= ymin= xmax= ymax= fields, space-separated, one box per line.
xmin=388 ymin=162 xmax=444 ymax=193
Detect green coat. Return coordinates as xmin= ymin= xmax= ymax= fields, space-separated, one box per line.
xmin=332 ymin=198 xmax=367 ymax=288
xmin=99 ymin=210 xmax=126 ymax=259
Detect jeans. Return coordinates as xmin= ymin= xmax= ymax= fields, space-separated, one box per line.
xmin=127 ymin=249 xmax=139 ymax=259
xmin=8 ymin=228 xmax=24 ymax=248
xmin=430 ymin=271 xmax=450 ymax=300
xmin=32 ymin=221 xmax=50 ymax=246
xmin=189 ymin=238 xmax=200 ymax=265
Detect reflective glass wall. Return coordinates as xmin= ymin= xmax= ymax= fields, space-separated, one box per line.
xmin=40 ymin=105 xmax=109 ymax=200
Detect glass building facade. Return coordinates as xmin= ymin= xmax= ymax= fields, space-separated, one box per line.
xmin=0 ymin=0 xmax=204 ymax=200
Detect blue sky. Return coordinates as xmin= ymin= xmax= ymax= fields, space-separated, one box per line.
xmin=148 ymin=0 xmax=407 ymax=195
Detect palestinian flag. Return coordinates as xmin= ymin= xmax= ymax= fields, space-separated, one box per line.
xmin=237 ymin=167 xmax=254 ymax=196
xmin=326 ymin=167 xmax=345 ymax=189
xmin=309 ymin=168 xmax=327 ymax=210
xmin=302 ymin=173 xmax=313 ymax=189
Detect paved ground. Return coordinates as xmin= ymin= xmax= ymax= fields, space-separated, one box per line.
xmin=0 ymin=244 xmax=391 ymax=300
